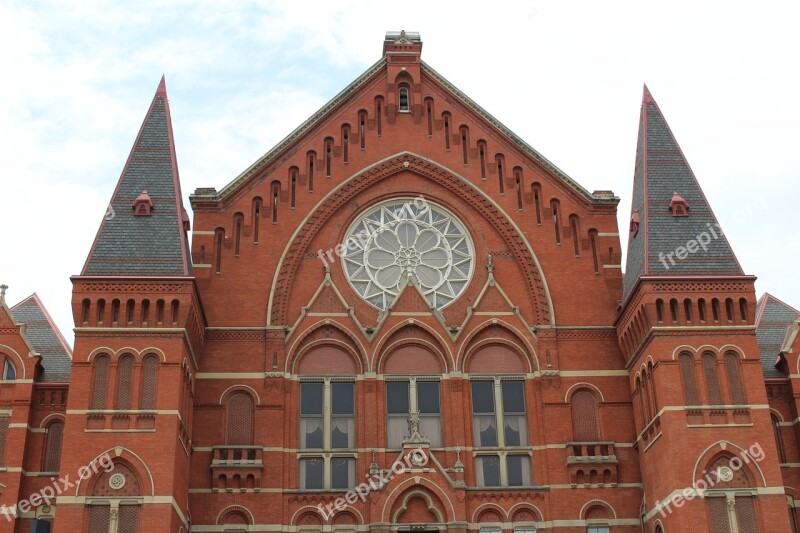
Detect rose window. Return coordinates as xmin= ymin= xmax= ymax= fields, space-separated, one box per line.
xmin=342 ymin=199 xmax=474 ymax=309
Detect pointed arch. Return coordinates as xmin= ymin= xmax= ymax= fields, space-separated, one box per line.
xmin=268 ymin=153 xmax=554 ymax=327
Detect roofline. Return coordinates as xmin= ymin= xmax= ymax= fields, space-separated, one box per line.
xmin=81 ymin=77 xmax=191 ymax=276
xmin=640 ymin=88 xmax=745 ymax=275
xmin=11 ymin=293 xmax=73 ymax=359
xmin=419 ymin=61 xmax=613 ymax=206
xmin=193 ymin=57 xmax=619 ymax=208
xmin=199 ymin=57 xmax=388 ymax=202
xmin=620 ymin=274 xmax=758 ymax=311
xmin=755 ymin=292 xmax=800 ymax=328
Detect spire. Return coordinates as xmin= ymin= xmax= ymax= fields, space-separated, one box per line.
xmin=622 ymin=86 xmax=743 ymax=299
xmin=81 ymin=77 xmax=192 ymax=277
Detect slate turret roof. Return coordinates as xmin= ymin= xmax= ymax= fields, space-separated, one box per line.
xmin=622 ymin=86 xmax=744 ymax=301
xmin=755 ymin=293 xmax=800 ymax=379
xmin=10 ymin=294 xmax=72 ymax=383
xmin=82 ymin=77 xmax=192 ymax=277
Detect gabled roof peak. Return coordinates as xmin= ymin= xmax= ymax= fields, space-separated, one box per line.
xmin=81 ymin=77 xmax=192 ymax=277
xmin=642 ymin=83 xmax=655 ymax=104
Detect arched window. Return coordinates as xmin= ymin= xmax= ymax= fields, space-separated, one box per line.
xmin=81 ymin=298 xmax=90 ymax=324
xmin=233 ymin=213 xmax=243 ymax=256
xmin=684 ymin=298 xmax=692 ymax=322
xmin=2 ymin=358 xmax=15 ymax=381
xmin=641 ymin=369 xmax=652 ymax=421
xmin=125 ymin=299 xmax=135 ymax=325
xmin=725 ymin=298 xmax=735 ymax=322
xmin=252 ymin=197 xmax=262 ymax=244
xmin=739 ymin=298 xmax=748 ymax=323
xmin=515 ymin=167 xmax=524 ymax=211
xmin=725 ymin=352 xmax=745 ymax=405
xmin=571 ymin=389 xmax=600 ymax=441
xmin=496 ymin=154 xmax=505 ymax=194
xmin=398 ymin=85 xmax=410 ymax=112
xmin=425 ymin=98 xmax=434 ymax=136
xmin=43 ymin=420 xmax=64 ymax=472
xmin=341 ymin=124 xmax=350 ymax=163
xmin=289 ymin=167 xmax=298 ymax=209
xmin=91 ymin=355 xmax=110 ymax=410
xmin=698 ymin=298 xmax=707 ymax=322
xmin=656 ymin=299 xmax=664 ymax=323
xmin=477 ymin=140 xmax=487 ymax=180
xmin=96 ymin=298 xmax=105 ymax=325
xmin=670 ymin=299 xmax=679 ymax=323
xmin=375 ymin=96 xmax=383 ymax=135
xmin=442 ymin=112 xmax=451 ymax=149
xmin=647 ymin=361 xmax=658 ymax=417
xmin=271 ymin=181 xmax=280 ymax=223
xmin=359 ymin=110 xmax=367 ymax=148
xmin=570 ymin=214 xmax=580 ymax=256
xmin=702 ymin=352 xmax=722 ymax=405
xmin=712 ymin=298 xmax=720 ymax=322
xmin=551 ymin=199 xmax=561 ymax=244
xmin=156 ymin=299 xmax=164 ymax=324
xmin=215 ymin=228 xmax=224 ymax=274
xmin=679 ymin=352 xmax=699 ymax=406
xmin=115 ymin=355 xmax=134 ymax=410
xmin=306 ymin=152 xmax=316 ymax=192
xmin=111 ymin=298 xmax=120 ymax=324
xmin=589 ymin=229 xmax=600 ymax=274
xmin=226 ymin=391 xmax=254 ymax=445
xmin=533 ymin=183 xmax=542 ymax=224
xmin=324 ymin=137 xmax=333 ymax=177
xmin=460 ymin=125 xmax=469 ymax=164
xmin=140 ymin=355 xmax=158 ymax=410
xmin=170 ymin=299 xmax=179 ymax=325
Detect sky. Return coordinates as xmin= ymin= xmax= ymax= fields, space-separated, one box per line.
xmin=1 ymin=0 xmax=798 ymax=344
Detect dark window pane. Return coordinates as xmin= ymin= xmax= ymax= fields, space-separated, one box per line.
xmin=507 ymin=455 xmax=530 ymax=486
xmin=301 ymin=418 xmax=323 ymax=449
xmin=478 ymin=455 xmax=500 ymax=486
xmin=301 ymin=382 xmax=323 ymax=415
xmin=471 ymin=381 xmax=495 ymax=413
xmin=387 ymin=381 xmax=409 ymax=414
xmin=331 ymin=458 xmax=353 ymax=489
xmin=332 ymin=382 xmax=354 ymax=414
xmin=417 ymin=381 xmax=440 ymax=414
xmin=301 ymin=457 xmax=323 ymax=490
xmin=474 ymin=414 xmax=498 ymax=447
xmin=504 ymin=415 xmax=527 ymax=446
xmin=502 ymin=380 xmax=526 ymax=413
xmin=331 ymin=418 xmax=353 ymax=449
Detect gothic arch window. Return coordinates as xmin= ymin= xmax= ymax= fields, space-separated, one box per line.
xmin=96 ymin=298 xmax=105 ymax=325
xmin=684 ymin=298 xmax=693 ymax=322
xmin=115 ymin=355 xmax=134 ymax=410
xmin=324 ymin=137 xmax=333 ymax=177
xmin=739 ymin=298 xmax=749 ymax=323
xmin=156 ymin=299 xmax=164 ymax=324
xmin=91 ymin=355 xmax=110 ymax=410
xmin=647 ymin=361 xmax=658 ymax=417
xmin=635 ymin=376 xmax=644 ymax=426
xmin=656 ymin=299 xmax=664 ymax=323
xmin=725 ymin=298 xmax=735 ymax=322
xmin=226 ymin=391 xmax=254 ymax=446
xmin=773 ymin=415 xmax=786 ymax=463
xmin=271 ymin=181 xmax=281 ymax=223
xmin=725 ymin=351 xmax=745 ymax=405
xmin=515 ymin=167 xmax=524 ymax=211
xmin=702 ymin=352 xmax=722 ymax=405
xmin=82 ymin=298 xmax=90 ymax=324
xmin=679 ymin=352 xmax=699 ymax=406
xmin=712 ymin=298 xmax=721 ymax=322
xmin=170 ymin=299 xmax=179 ymax=325
xmin=139 ymin=355 xmax=158 ymax=410
xmin=111 ymin=298 xmax=120 ymax=324
xmin=398 ymin=84 xmax=410 ymax=112
xmin=571 ymin=389 xmax=600 ymax=442
xmin=126 ymin=299 xmax=135 ymax=325
xmin=698 ymin=298 xmax=707 ymax=322
xmin=43 ymin=420 xmax=64 ymax=472
xmin=670 ymin=298 xmax=679 ymax=323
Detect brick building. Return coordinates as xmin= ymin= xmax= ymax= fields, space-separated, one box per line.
xmin=1 ymin=31 xmax=799 ymax=532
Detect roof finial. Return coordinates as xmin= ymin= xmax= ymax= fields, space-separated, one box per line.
xmin=0 ymin=284 xmax=7 ymax=304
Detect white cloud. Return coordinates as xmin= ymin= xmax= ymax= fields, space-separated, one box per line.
xmin=1 ymin=0 xmax=798 ymax=341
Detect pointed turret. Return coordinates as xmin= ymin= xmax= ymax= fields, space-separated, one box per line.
xmin=82 ymin=76 xmax=192 ymax=277
xmin=622 ymin=85 xmax=743 ymax=300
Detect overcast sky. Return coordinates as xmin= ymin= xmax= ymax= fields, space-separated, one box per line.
xmin=1 ymin=0 xmax=798 ymax=344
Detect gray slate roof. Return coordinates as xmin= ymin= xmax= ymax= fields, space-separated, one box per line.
xmin=11 ymin=295 xmax=72 ymax=382
xmin=755 ymin=294 xmax=799 ymax=379
xmin=82 ymin=78 xmax=192 ymax=277
xmin=623 ymin=87 xmax=743 ymax=300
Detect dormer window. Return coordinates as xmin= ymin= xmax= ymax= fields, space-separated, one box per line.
xmin=669 ymin=191 xmax=689 ymax=217
xmin=629 ymin=209 xmax=641 ymax=237
xmin=398 ymin=85 xmax=410 ymax=112
xmin=133 ymin=190 xmax=154 ymax=216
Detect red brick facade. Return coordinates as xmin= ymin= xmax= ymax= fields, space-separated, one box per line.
xmin=1 ymin=31 xmax=798 ymax=532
